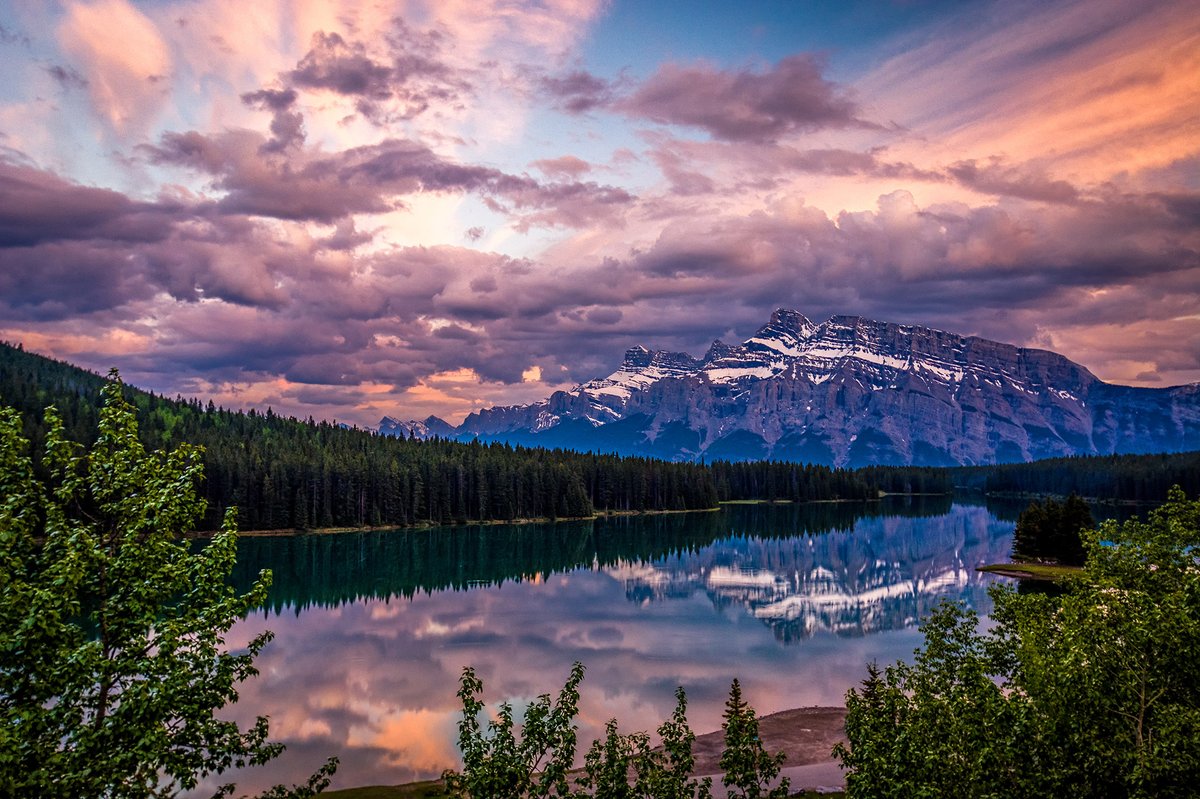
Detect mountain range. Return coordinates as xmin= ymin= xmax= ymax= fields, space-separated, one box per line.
xmin=380 ymin=310 xmax=1200 ymax=468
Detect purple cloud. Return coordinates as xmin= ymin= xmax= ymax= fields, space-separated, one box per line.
xmin=143 ymin=130 xmax=632 ymax=229
xmin=619 ymin=55 xmax=867 ymax=142
xmin=285 ymin=26 xmax=466 ymax=123
xmin=240 ymin=88 xmax=306 ymax=152
xmin=540 ymin=69 xmax=614 ymax=113
xmin=949 ymin=159 xmax=1080 ymax=204
xmin=290 ymin=32 xmax=393 ymax=97
xmin=0 ymin=160 xmax=179 ymax=247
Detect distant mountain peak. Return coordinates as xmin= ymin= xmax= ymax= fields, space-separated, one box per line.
xmin=767 ymin=308 xmax=813 ymax=334
xmin=380 ymin=309 xmax=1200 ymax=466
xmin=379 ymin=414 xmax=455 ymax=440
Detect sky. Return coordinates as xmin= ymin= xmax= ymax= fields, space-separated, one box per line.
xmin=0 ymin=0 xmax=1197 ymax=427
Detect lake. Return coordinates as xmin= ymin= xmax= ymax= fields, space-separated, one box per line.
xmin=211 ymin=497 xmax=1016 ymax=794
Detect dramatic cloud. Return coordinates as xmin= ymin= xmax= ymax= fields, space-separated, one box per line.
xmin=619 ymin=55 xmax=867 ymax=142
xmin=0 ymin=0 xmax=1196 ymax=424
xmin=0 ymin=160 xmax=176 ymax=247
xmin=285 ymin=24 xmax=467 ymax=123
xmin=142 ymin=130 xmax=632 ymax=228
xmin=240 ymin=88 xmax=305 ymax=152
xmin=948 ymin=159 xmax=1080 ymax=204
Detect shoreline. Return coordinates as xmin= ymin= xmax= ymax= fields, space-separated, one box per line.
xmin=322 ymin=705 xmax=848 ymax=798
xmin=188 ymin=505 xmax=724 ymax=538
xmin=189 ymin=492 xmax=958 ymax=538
xmin=977 ymin=562 xmax=1081 ymax=581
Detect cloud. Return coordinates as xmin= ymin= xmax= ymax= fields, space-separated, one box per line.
xmin=290 ymin=32 xmax=394 ymax=97
xmin=858 ymin=0 xmax=1200 ymax=183
xmin=619 ymin=55 xmax=868 ymax=143
xmin=532 ymin=155 xmax=592 ymax=180
xmin=240 ymin=88 xmax=305 ymax=152
xmin=539 ymin=69 xmax=614 ymax=113
xmin=56 ymin=0 xmax=171 ymax=136
xmin=143 ymin=129 xmax=632 ymax=228
xmin=0 ymin=160 xmax=177 ymax=247
xmin=45 ymin=64 xmax=88 ymax=90
xmin=3 ymin=152 xmax=1197 ymax=424
xmin=286 ymin=25 xmax=467 ymax=123
xmin=0 ymin=24 xmax=31 ymax=47
xmin=948 ymin=159 xmax=1080 ymax=204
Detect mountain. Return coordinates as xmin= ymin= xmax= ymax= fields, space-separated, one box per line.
xmin=378 ymin=414 xmax=456 ymax=439
xmin=379 ymin=309 xmax=1200 ymax=468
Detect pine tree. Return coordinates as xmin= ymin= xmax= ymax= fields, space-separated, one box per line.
xmin=718 ymin=680 xmax=789 ymax=799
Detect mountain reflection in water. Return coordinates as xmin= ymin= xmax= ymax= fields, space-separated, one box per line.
xmin=613 ymin=498 xmax=1007 ymax=641
xmin=206 ymin=498 xmax=1012 ymax=796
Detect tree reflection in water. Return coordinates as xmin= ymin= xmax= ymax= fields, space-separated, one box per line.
xmin=209 ymin=498 xmax=1015 ymax=796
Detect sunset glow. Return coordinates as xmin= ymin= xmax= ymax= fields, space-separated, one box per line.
xmin=1 ymin=0 xmax=1196 ymax=425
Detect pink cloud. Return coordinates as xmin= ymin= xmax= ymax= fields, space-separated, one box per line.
xmin=57 ymin=0 xmax=172 ymax=136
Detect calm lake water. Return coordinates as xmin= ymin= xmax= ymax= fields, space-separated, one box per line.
xmin=210 ymin=498 xmax=1016 ymax=794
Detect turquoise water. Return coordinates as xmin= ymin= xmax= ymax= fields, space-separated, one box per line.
xmin=211 ymin=498 xmax=1014 ymax=794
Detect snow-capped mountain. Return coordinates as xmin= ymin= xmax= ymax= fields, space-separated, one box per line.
xmin=380 ymin=309 xmax=1200 ymax=467
xmin=378 ymin=414 xmax=456 ymax=440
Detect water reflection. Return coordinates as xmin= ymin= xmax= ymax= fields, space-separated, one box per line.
xmin=229 ymin=497 xmax=952 ymax=612
xmin=207 ymin=500 xmax=1012 ymax=795
xmin=615 ymin=503 xmax=1001 ymax=642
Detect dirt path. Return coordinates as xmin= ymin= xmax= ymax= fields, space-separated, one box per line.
xmin=692 ymin=706 xmax=847 ymax=792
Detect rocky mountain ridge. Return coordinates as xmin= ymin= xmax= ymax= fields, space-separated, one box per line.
xmin=381 ymin=310 xmax=1200 ymax=467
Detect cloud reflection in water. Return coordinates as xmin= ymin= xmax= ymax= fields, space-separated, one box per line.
xmin=206 ymin=500 xmax=1013 ymax=794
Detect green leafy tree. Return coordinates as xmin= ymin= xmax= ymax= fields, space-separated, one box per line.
xmin=835 ymin=604 xmax=1032 ymax=798
xmin=579 ymin=687 xmax=711 ymax=799
xmin=0 ymin=377 xmax=336 ymax=798
xmin=636 ymin=688 xmax=712 ymax=799
xmin=837 ymin=487 xmax=1200 ymax=799
xmin=443 ymin=662 xmax=584 ymax=798
xmin=718 ymin=680 xmax=788 ymax=799
xmin=580 ymin=719 xmax=642 ymax=798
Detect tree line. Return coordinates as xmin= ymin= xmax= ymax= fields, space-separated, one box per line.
xmin=0 ymin=343 xmax=905 ymax=531
xmin=231 ymin=496 xmax=954 ymax=614
xmin=952 ymin=450 xmax=1200 ymax=502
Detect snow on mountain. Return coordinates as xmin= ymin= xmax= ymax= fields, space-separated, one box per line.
xmin=378 ymin=414 xmax=455 ymax=440
xmin=379 ymin=309 xmax=1200 ymax=467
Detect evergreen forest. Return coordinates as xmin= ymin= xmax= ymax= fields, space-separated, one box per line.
xmin=0 ymin=343 xmax=871 ymax=531
xmin=3 ymin=342 xmax=1197 ymax=534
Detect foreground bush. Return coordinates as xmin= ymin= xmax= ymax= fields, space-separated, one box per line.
xmin=0 ymin=378 xmax=335 ymax=798
xmin=837 ymin=487 xmax=1200 ymax=798
xmin=443 ymin=665 xmax=788 ymax=798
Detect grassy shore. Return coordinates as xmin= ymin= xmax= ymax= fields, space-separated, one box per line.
xmin=977 ymin=562 xmax=1081 ymax=581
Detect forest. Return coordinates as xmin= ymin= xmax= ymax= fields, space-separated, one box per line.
xmin=0 ymin=343 xmax=874 ymax=530
xmin=952 ymin=450 xmax=1200 ymax=502
xmin=3 ymin=341 xmax=1196 ymax=533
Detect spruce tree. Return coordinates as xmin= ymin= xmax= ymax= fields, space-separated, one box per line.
xmin=718 ymin=680 xmax=789 ymax=799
